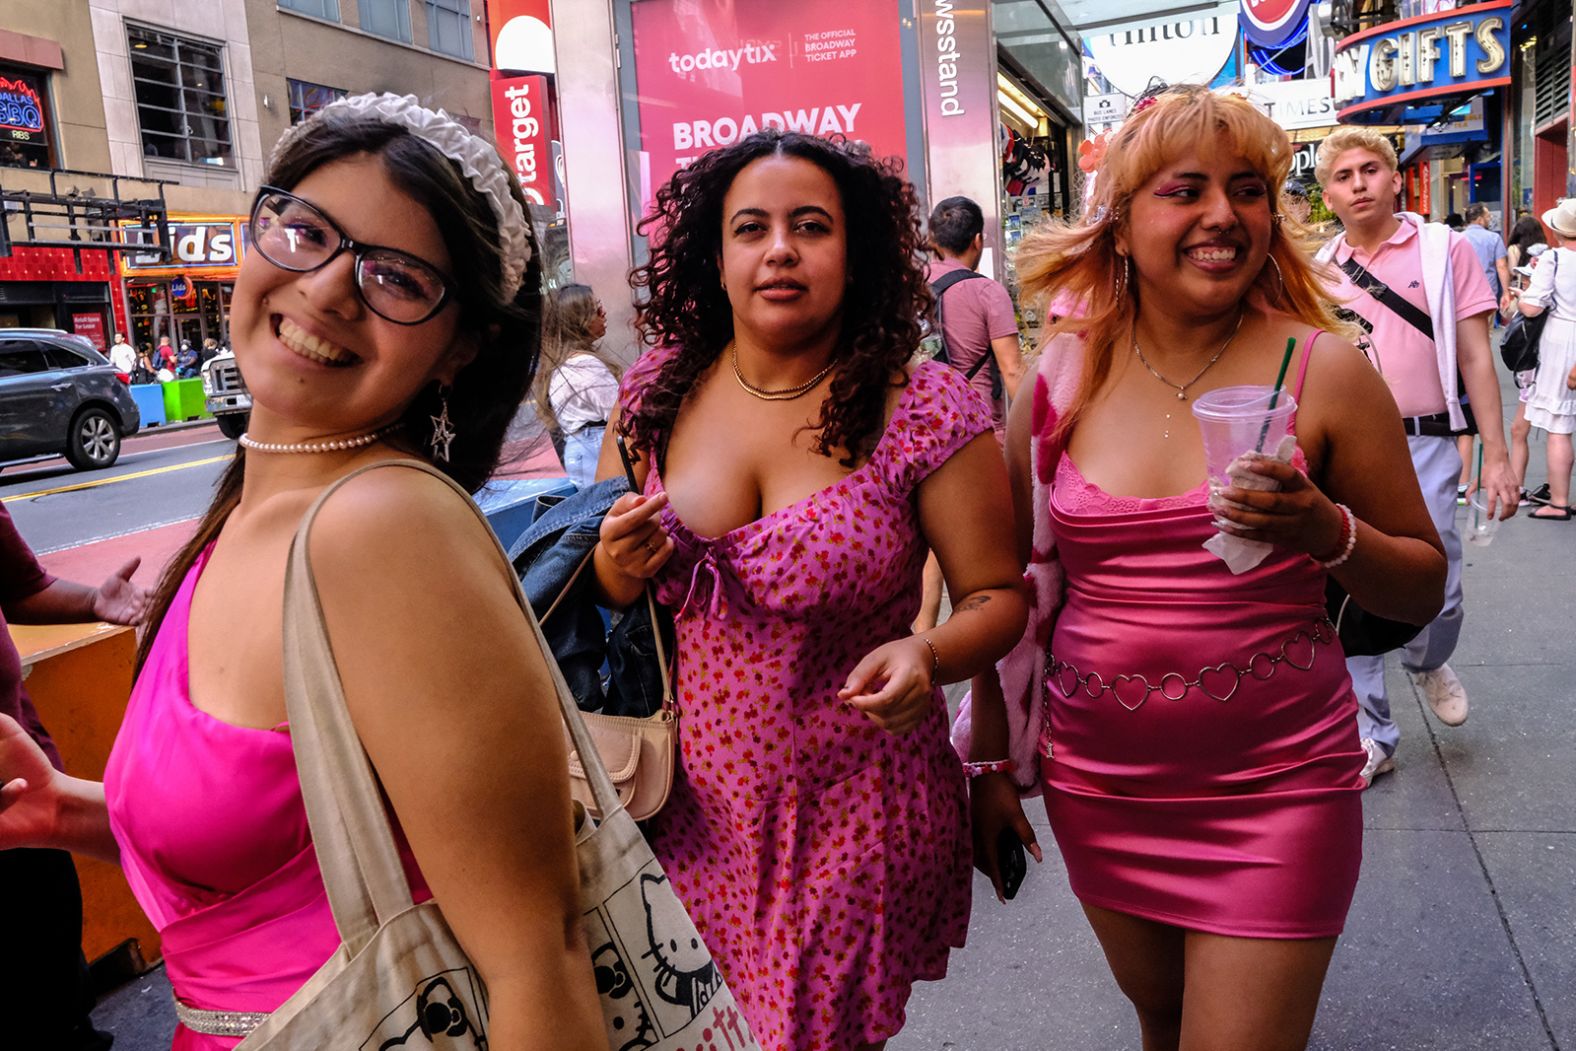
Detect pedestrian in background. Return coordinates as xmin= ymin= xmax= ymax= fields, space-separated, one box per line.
xmin=175 ymin=340 xmax=200 ymax=379
xmin=154 ymin=335 xmax=177 ymax=372
xmin=0 ymin=94 xmax=606 ymax=1049
xmin=199 ymin=337 xmax=221 ymax=365
xmin=1507 ymin=213 xmax=1547 ymax=272
xmin=534 ymin=282 xmax=620 ymax=488
xmin=1512 ymin=198 xmax=1576 ymax=520
xmin=131 ymin=350 xmax=158 ymax=385
xmin=593 ymin=128 xmax=1027 ymax=1050
xmin=0 ymin=518 xmax=147 ymax=1051
xmin=109 ymin=332 xmax=137 ymax=374
xmin=970 ymin=85 xmax=1444 ymax=1051
xmin=915 ymin=194 xmax=1026 ymax=632
xmin=1315 ymin=126 xmax=1516 ymax=782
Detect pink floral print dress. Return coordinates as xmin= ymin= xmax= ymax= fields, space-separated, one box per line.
xmin=622 ymin=352 xmax=990 ymax=1049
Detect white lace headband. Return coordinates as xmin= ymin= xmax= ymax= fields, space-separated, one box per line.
xmin=269 ymin=92 xmax=532 ymax=302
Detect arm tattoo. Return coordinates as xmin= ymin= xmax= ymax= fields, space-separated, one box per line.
xmin=952 ymin=594 xmax=992 ymax=615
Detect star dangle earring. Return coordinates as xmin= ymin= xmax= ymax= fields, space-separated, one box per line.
xmin=429 ymin=386 xmax=456 ymax=463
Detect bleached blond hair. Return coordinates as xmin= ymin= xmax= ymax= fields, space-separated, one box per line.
xmin=1314 ymin=127 xmax=1397 ymax=185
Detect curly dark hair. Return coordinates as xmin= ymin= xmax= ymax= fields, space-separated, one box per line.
xmin=623 ymin=129 xmax=930 ymax=467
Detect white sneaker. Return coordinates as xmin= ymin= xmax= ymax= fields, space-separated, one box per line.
xmin=1359 ymin=737 xmax=1396 ymax=788
xmin=1412 ymin=663 xmax=1469 ymax=726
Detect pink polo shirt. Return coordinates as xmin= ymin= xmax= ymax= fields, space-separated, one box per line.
xmin=1327 ymin=218 xmax=1497 ymax=417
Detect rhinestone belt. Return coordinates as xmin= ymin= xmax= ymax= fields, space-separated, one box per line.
xmin=1043 ymin=618 xmax=1336 ymax=713
xmin=173 ymin=996 xmax=268 ymax=1037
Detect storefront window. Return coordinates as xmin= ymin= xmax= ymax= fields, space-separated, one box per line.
xmin=0 ymin=66 xmax=53 ymax=169
xmin=126 ymin=279 xmax=234 ymax=355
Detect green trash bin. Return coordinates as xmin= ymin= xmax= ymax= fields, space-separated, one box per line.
xmin=162 ymin=378 xmax=211 ymax=422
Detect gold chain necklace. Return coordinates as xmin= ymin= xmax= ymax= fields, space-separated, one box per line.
xmin=730 ymin=343 xmax=836 ymax=401
xmin=1132 ymin=310 xmax=1245 ymax=401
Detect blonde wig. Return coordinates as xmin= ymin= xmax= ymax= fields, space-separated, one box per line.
xmin=1015 ymin=85 xmax=1348 ymax=438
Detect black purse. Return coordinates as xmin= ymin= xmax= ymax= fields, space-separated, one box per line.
xmin=1325 ymin=578 xmax=1425 ymax=658
xmin=1501 ymin=251 xmax=1558 ymax=373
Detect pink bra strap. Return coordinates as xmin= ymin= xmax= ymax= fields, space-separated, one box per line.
xmin=1287 ymin=329 xmax=1322 ymax=434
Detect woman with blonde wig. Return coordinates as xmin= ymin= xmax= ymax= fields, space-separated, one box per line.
xmin=966 ymin=86 xmax=1445 ymax=1050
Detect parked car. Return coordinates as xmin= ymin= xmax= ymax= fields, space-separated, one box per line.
xmin=200 ymin=348 xmax=250 ymax=440
xmin=0 ymin=328 xmax=141 ymax=471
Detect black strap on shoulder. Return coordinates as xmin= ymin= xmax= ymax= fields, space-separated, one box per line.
xmin=929 ymin=269 xmax=994 ymax=381
xmin=1338 ymin=256 xmax=1435 ymax=340
xmin=929 ymin=268 xmax=988 ymax=298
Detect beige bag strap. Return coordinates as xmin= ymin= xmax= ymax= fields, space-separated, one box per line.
xmin=283 ymin=458 xmax=624 ymax=955
xmin=538 ymin=530 xmax=674 ymax=715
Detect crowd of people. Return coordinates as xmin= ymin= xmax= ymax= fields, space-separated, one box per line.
xmin=0 ymin=81 xmax=1548 ymax=1051
xmin=108 ymin=332 xmax=225 ymax=384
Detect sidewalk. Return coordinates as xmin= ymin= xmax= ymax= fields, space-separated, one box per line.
xmin=93 ymin=404 xmax=1573 ymax=1051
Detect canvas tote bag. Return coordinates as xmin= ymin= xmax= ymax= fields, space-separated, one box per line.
xmin=222 ymin=459 xmax=758 ymax=1051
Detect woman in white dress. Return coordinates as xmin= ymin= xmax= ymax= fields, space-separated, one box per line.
xmin=535 ymin=284 xmax=621 ymax=487
xmin=1514 ymin=199 xmax=1576 ymax=520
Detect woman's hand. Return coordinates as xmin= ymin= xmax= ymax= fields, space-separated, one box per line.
xmin=1209 ymin=456 xmax=1347 ymax=559
xmin=597 ymin=491 xmax=675 ymax=581
xmin=969 ymin=773 xmax=1043 ymax=903
xmin=0 ymin=714 xmax=61 ymax=851
xmin=1567 ymin=368 xmax=1576 ymax=391
xmin=839 ymin=637 xmax=936 ymax=734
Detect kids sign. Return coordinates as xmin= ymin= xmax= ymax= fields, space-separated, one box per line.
xmin=1332 ymin=0 xmax=1511 ymax=125
xmin=629 ymin=0 xmax=906 ymax=212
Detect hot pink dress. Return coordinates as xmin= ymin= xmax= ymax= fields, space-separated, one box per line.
xmin=625 ymin=353 xmax=984 ymax=1049
xmin=1041 ymin=352 xmax=1365 ymax=938
xmin=104 ymin=546 xmax=429 ymax=1050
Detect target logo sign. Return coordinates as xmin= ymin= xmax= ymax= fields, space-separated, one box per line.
xmin=1240 ymin=0 xmax=1310 ymax=47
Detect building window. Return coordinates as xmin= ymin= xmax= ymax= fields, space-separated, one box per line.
xmin=288 ymin=78 xmax=346 ymax=125
xmin=127 ymin=25 xmax=232 ymax=167
xmin=0 ymin=65 xmax=53 ymax=169
xmin=425 ymin=0 xmax=474 ymax=60
xmin=278 ymin=0 xmax=340 ymax=19
xmin=360 ymin=0 xmax=413 ymax=44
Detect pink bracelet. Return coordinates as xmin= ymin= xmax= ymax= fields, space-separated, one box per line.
xmin=962 ymin=759 xmax=1015 ymax=779
xmin=1318 ymin=503 xmax=1357 ymax=569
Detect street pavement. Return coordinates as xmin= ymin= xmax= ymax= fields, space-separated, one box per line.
xmin=90 ymin=386 xmax=1573 ymax=1051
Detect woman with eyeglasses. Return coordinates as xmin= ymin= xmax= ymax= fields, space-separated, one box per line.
xmin=534 ymin=283 xmax=620 ymax=488
xmin=0 ymin=95 xmax=606 ymax=1048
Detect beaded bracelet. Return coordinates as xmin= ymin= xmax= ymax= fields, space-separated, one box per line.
xmin=1318 ymin=503 xmax=1357 ymax=569
xmin=918 ymin=635 xmax=941 ymax=684
xmin=963 ymin=759 xmax=1016 ymax=779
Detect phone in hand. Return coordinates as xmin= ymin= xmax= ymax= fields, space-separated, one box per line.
xmin=615 ymin=433 xmax=641 ymax=492
xmin=996 ymin=827 xmax=1027 ymax=901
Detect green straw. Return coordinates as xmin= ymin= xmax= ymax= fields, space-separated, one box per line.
xmin=1256 ymin=337 xmax=1299 ymax=453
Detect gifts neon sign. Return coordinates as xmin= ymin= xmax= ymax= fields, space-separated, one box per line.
xmin=0 ymin=76 xmax=44 ymax=135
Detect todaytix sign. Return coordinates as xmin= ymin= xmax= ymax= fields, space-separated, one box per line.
xmin=1333 ymin=0 xmax=1510 ymax=124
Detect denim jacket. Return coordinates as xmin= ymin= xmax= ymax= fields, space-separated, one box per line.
xmin=510 ymin=477 xmax=672 ymax=717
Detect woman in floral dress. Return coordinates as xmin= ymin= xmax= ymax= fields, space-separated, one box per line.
xmin=588 ymin=130 xmax=1028 ymax=1049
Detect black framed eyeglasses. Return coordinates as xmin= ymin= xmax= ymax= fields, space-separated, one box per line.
xmin=248 ymin=186 xmax=454 ymax=325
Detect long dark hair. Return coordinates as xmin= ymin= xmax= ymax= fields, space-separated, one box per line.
xmin=622 ymin=129 xmax=929 ymax=467
xmin=135 ymin=110 xmax=543 ymax=671
xmin=1509 ymin=215 xmax=1547 ymax=251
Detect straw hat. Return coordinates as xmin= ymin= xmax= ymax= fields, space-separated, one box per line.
xmin=1541 ymin=198 xmax=1576 ymax=239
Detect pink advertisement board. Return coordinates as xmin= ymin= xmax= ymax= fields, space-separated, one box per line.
xmin=629 ymin=0 xmax=908 ymax=211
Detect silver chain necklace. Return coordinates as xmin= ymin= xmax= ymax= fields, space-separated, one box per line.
xmin=1132 ymin=310 xmax=1246 ymax=401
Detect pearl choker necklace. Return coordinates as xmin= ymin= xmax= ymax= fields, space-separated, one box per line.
xmin=238 ymin=427 xmax=390 ymax=454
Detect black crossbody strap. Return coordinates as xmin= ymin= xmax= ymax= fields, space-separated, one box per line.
xmin=1338 ymin=256 xmax=1435 ymax=340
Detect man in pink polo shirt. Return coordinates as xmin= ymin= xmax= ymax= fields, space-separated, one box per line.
xmin=1315 ymin=128 xmax=1518 ymax=787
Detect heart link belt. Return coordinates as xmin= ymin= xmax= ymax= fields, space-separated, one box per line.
xmin=1043 ymin=618 xmax=1336 ymax=714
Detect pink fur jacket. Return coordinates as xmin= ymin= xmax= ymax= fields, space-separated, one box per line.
xmin=950 ymin=332 xmax=1085 ymax=796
